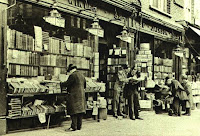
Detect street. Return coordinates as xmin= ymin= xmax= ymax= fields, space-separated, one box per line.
xmin=3 ymin=109 xmax=200 ymax=136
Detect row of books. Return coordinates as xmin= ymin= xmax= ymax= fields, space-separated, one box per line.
xmin=22 ymin=104 xmax=66 ymax=117
xmin=8 ymin=98 xmax=22 ymax=117
xmin=7 ymin=28 xmax=92 ymax=58
xmin=40 ymin=54 xmax=67 ymax=67
xmin=67 ymin=56 xmax=90 ymax=69
xmin=8 ymin=64 xmax=39 ymax=77
xmin=8 ymin=80 xmax=47 ymax=94
xmin=8 ymin=49 xmax=40 ymax=65
xmin=7 ymin=29 xmax=35 ymax=51
xmin=107 ymin=58 xmax=127 ymax=65
xmin=40 ymin=67 xmax=66 ymax=76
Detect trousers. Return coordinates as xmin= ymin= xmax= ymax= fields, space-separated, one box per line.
xmin=113 ymin=91 xmax=124 ymax=116
xmin=71 ymin=113 xmax=83 ymax=130
xmin=128 ymin=92 xmax=139 ymax=119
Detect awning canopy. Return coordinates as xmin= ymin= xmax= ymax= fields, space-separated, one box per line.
xmin=189 ymin=26 xmax=200 ymax=36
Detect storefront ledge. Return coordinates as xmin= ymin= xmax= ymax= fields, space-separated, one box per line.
xmin=23 ymin=0 xmax=126 ymax=27
xmin=139 ymin=12 xmax=184 ymax=33
xmin=101 ymin=0 xmax=141 ymax=12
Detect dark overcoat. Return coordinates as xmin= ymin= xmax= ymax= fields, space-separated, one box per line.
xmin=61 ymin=71 xmax=86 ymax=115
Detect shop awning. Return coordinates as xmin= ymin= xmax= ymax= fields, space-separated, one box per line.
xmin=189 ymin=26 xmax=200 ymax=36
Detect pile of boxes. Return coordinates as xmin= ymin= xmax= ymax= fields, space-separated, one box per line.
xmin=191 ymin=82 xmax=200 ymax=109
xmin=94 ymin=53 xmax=99 ymax=79
xmin=135 ymin=43 xmax=153 ymax=79
xmin=154 ymin=57 xmax=174 ymax=84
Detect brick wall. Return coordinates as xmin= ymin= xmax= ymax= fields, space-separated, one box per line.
xmin=140 ymin=0 xmax=184 ymax=26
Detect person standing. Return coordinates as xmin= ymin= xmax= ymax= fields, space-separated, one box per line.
xmin=182 ymin=75 xmax=193 ymax=116
xmin=61 ymin=64 xmax=86 ymax=131
xmin=113 ymin=64 xmax=130 ymax=118
xmin=126 ymin=67 xmax=144 ymax=120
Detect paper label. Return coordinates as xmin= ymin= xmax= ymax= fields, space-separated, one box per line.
xmin=38 ymin=113 xmax=46 ymax=123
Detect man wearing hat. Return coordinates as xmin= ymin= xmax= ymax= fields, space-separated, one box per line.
xmin=61 ymin=64 xmax=86 ymax=131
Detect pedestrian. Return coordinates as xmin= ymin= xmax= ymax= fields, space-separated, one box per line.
xmin=181 ymin=75 xmax=193 ymax=116
xmin=113 ymin=64 xmax=130 ymax=118
xmin=61 ymin=64 xmax=86 ymax=131
xmin=165 ymin=77 xmax=188 ymax=116
xmin=125 ymin=67 xmax=144 ymax=120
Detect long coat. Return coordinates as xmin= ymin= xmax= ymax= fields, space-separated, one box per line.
xmin=61 ymin=71 xmax=86 ymax=115
xmin=182 ymin=81 xmax=193 ymax=108
xmin=171 ymin=80 xmax=188 ymax=100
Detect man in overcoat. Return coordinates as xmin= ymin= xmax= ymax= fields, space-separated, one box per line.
xmin=61 ymin=64 xmax=86 ymax=131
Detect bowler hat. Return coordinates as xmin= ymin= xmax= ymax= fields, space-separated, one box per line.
xmin=67 ymin=64 xmax=77 ymax=72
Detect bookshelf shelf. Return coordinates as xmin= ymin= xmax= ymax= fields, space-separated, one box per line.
xmin=8 ymin=48 xmax=91 ymax=59
xmin=9 ymin=63 xmax=39 ymax=67
xmin=8 ymin=75 xmax=38 ymax=78
xmin=40 ymin=65 xmax=66 ymax=68
xmin=7 ymin=92 xmax=68 ymax=97
xmin=7 ymin=111 xmax=65 ymax=120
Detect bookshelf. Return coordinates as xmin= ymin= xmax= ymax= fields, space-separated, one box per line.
xmin=7 ymin=27 xmax=92 ymax=78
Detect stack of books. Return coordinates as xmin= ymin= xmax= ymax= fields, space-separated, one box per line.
xmin=8 ymin=98 xmax=22 ymax=117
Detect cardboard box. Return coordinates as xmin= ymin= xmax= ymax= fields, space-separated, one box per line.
xmin=145 ymin=50 xmax=151 ymax=54
xmin=139 ymin=100 xmax=152 ymax=109
xmin=138 ymin=50 xmax=145 ymax=55
xmin=140 ymin=43 xmax=150 ymax=50
xmin=141 ymin=63 xmax=147 ymax=68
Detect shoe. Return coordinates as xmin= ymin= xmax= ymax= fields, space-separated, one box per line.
xmin=135 ymin=117 xmax=143 ymax=120
xmin=77 ymin=127 xmax=81 ymax=130
xmin=66 ymin=127 xmax=76 ymax=131
xmin=130 ymin=118 xmax=135 ymax=120
xmin=182 ymin=112 xmax=188 ymax=115
xmin=119 ymin=113 xmax=127 ymax=118
xmin=113 ymin=113 xmax=118 ymax=118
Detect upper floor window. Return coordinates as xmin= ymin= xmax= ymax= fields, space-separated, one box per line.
xmin=150 ymin=0 xmax=171 ymax=14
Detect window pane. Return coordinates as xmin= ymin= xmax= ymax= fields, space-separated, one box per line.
xmin=153 ymin=0 xmax=159 ymax=8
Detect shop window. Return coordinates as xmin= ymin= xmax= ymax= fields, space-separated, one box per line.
xmin=150 ymin=0 xmax=171 ymax=14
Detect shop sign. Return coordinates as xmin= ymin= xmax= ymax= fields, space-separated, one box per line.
xmin=43 ymin=16 xmax=65 ymax=28
xmin=116 ymin=35 xmax=132 ymax=43
xmin=136 ymin=21 xmax=181 ymax=41
xmin=87 ymin=28 xmax=104 ymax=37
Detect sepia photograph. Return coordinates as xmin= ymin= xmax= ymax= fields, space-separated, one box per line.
xmin=0 ymin=0 xmax=200 ymax=136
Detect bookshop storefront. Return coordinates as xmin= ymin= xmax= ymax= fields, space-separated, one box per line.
xmin=0 ymin=0 xmax=141 ymax=134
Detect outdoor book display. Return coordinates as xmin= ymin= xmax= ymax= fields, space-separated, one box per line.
xmin=5 ymin=7 xmax=106 ymax=131
xmin=191 ymin=81 xmax=200 ymax=109
xmin=107 ymin=44 xmax=128 ymax=111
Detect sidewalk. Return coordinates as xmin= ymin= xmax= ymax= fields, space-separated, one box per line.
xmin=3 ymin=110 xmax=200 ymax=136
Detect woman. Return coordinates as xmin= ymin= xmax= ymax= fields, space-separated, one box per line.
xmin=182 ymin=75 xmax=193 ymax=116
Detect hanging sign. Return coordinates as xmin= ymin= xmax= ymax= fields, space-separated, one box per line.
xmin=87 ymin=28 xmax=104 ymax=37
xmin=43 ymin=16 xmax=65 ymax=28
xmin=174 ymin=52 xmax=183 ymax=57
xmin=116 ymin=35 xmax=132 ymax=43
